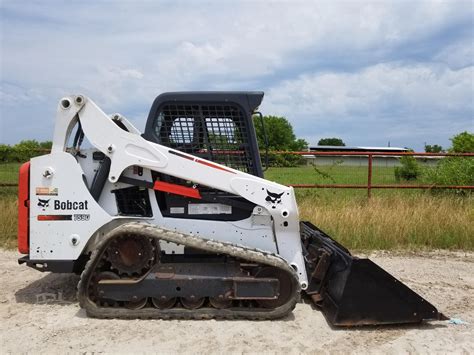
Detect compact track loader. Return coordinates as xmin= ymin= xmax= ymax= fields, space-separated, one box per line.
xmin=18 ymin=92 xmax=446 ymax=325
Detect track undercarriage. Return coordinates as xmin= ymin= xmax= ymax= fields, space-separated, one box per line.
xmin=78 ymin=222 xmax=300 ymax=319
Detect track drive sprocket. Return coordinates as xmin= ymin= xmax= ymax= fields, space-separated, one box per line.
xmin=105 ymin=234 xmax=156 ymax=276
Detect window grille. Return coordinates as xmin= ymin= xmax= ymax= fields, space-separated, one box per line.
xmin=153 ymin=103 xmax=254 ymax=174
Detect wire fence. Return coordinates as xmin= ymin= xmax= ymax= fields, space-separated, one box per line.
xmin=1 ymin=150 xmax=473 ymax=198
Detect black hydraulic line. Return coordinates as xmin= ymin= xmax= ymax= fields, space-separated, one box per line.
xmin=254 ymin=112 xmax=269 ymax=171
xmin=118 ymin=176 xmax=154 ymax=189
xmin=89 ymin=157 xmax=112 ymax=202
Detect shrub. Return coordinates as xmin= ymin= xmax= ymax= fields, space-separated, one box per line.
xmin=424 ymin=157 xmax=474 ymax=186
xmin=394 ymin=156 xmax=420 ymax=181
xmin=265 ymin=152 xmax=305 ymax=167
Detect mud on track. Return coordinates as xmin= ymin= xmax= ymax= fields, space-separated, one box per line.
xmin=1 ymin=250 xmax=473 ymax=354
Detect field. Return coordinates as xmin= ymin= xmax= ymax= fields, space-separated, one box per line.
xmin=0 ymin=164 xmax=473 ymax=250
xmin=265 ymin=165 xmax=398 ymax=185
xmin=266 ymin=167 xmax=474 ymax=250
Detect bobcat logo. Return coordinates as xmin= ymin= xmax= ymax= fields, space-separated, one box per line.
xmin=265 ymin=190 xmax=284 ymax=209
xmin=37 ymin=198 xmax=50 ymax=209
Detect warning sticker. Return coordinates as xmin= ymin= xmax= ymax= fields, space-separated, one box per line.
xmin=188 ymin=203 xmax=232 ymax=215
xmin=36 ymin=187 xmax=58 ymax=196
xmin=170 ymin=207 xmax=185 ymax=214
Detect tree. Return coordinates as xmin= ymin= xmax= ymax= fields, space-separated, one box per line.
xmin=39 ymin=141 xmax=53 ymax=149
xmin=317 ymin=137 xmax=345 ymax=146
xmin=0 ymin=140 xmax=51 ymax=162
xmin=424 ymin=144 xmax=443 ymax=153
xmin=0 ymin=144 xmax=11 ymax=162
xmin=13 ymin=140 xmax=41 ymax=150
xmin=450 ymin=131 xmax=474 ymax=153
xmin=253 ymin=115 xmax=308 ymax=151
xmin=12 ymin=140 xmax=42 ymax=162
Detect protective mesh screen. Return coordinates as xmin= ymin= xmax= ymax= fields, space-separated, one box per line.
xmin=113 ymin=186 xmax=152 ymax=217
xmin=153 ymin=103 xmax=253 ymax=173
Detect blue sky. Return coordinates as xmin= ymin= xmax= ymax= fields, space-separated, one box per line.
xmin=1 ymin=0 xmax=473 ymax=151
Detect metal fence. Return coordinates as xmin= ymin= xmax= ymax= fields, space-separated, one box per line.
xmin=272 ymin=151 xmax=474 ymax=197
xmin=0 ymin=151 xmax=473 ymax=198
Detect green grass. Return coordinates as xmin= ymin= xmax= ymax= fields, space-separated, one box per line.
xmin=264 ymin=165 xmax=430 ymax=200
xmin=264 ymin=165 xmax=420 ymax=185
xmin=0 ymin=162 xmax=21 ymax=184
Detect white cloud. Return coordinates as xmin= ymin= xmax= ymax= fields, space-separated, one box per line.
xmin=0 ymin=83 xmax=47 ymax=106
xmin=266 ymin=63 xmax=473 ymax=116
xmin=434 ymin=38 xmax=474 ymax=69
xmin=264 ymin=63 xmax=474 ymax=148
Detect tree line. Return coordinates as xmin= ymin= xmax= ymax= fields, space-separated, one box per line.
xmin=1 ymin=116 xmax=472 ymax=167
xmin=0 ymin=140 xmax=52 ymax=162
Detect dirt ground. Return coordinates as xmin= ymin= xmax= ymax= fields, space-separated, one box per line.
xmin=1 ymin=249 xmax=473 ymax=354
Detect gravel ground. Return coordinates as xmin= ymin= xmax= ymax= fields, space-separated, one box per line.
xmin=1 ymin=249 xmax=473 ymax=354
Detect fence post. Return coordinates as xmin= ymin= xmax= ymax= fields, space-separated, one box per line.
xmin=367 ymin=154 xmax=373 ymax=198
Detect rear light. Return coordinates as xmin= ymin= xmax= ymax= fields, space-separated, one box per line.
xmin=18 ymin=162 xmax=30 ymax=254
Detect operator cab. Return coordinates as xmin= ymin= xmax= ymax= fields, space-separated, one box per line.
xmin=142 ymin=92 xmax=265 ymax=177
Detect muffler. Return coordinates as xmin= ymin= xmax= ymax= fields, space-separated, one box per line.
xmin=300 ymin=222 xmax=447 ymax=326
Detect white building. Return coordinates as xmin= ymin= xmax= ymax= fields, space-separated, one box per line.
xmin=303 ymin=146 xmax=441 ymax=167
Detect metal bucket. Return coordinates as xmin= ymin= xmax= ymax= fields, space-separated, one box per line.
xmin=301 ymin=221 xmax=447 ymax=326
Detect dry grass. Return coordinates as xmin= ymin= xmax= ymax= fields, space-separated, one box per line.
xmin=0 ymin=197 xmax=17 ymax=249
xmin=298 ymin=193 xmax=474 ymax=250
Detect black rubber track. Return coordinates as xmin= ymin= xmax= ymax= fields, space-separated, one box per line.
xmin=77 ymin=222 xmax=300 ymax=320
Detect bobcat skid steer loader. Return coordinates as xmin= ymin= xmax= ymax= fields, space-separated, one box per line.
xmin=17 ymin=92 xmax=446 ymax=325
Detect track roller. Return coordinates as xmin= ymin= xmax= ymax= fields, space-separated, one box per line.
xmin=181 ymin=297 xmax=206 ymax=310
